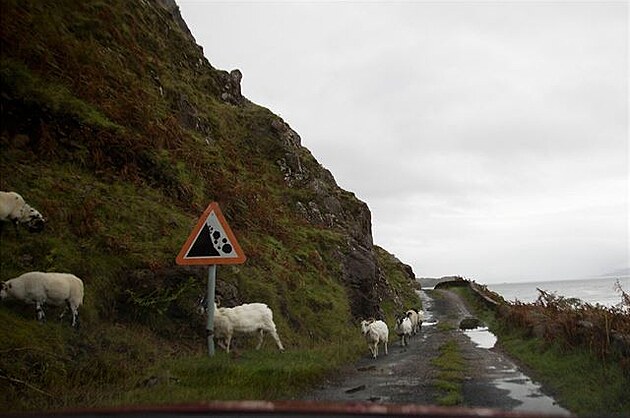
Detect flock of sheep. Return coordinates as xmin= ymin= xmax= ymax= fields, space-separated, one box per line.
xmin=360 ymin=309 xmax=424 ymax=359
xmin=2 ymin=190 xmax=422 ymax=358
xmin=196 ymin=298 xmax=423 ymax=357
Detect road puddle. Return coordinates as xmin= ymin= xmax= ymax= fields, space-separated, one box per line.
xmin=493 ymin=371 xmax=571 ymax=415
xmin=417 ymin=289 xmax=437 ymax=326
xmin=463 ymin=326 xmax=497 ymax=349
xmin=461 ymin=325 xmax=570 ymax=414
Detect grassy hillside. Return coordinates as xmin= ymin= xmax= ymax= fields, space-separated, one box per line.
xmin=0 ymin=0 xmax=420 ymax=411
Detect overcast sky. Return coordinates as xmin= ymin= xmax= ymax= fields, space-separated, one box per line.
xmin=177 ymin=1 xmax=628 ymax=284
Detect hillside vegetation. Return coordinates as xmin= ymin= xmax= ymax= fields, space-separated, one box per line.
xmin=0 ymin=0 xmax=420 ymax=411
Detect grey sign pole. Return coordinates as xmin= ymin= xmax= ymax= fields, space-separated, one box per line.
xmin=206 ymin=264 xmax=216 ymax=356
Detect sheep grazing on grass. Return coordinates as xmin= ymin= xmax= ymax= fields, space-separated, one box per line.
xmin=406 ymin=309 xmax=424 ymax=334
xmin=212 ymin=302 xmax=285 ymax=353
xmin=394 ymin=314 xmax=413 ymax=347
xmin=360 ymin=319 xmax=389 ymax=359
xmin=0 ymin=272 xmax=84 ymax=328
xmin=0 ymin=191 xmax=45 ymax=235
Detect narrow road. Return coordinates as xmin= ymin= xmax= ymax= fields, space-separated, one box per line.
xmin=302 ymin=288 xmax=571 ymax=416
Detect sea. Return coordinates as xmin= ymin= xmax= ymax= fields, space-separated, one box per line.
xmin=485 ymin=276 xmax=630 ymax=308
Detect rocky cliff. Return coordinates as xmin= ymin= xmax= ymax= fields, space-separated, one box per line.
xmin=0 ymin=0 xmax=415 ymax=343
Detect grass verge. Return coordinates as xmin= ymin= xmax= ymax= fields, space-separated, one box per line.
xmin=431 ymin=339 xmax=466 ymax=406
xmin=111 ymin=341 xmax=365 ymax=406
xmin=497 ymin=330 xmax=630 ymax=416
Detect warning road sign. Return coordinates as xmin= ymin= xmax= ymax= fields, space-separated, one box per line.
xmin=176 ymin=202 xmax=246 ymax=265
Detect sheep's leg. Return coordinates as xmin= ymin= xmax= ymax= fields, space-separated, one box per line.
xmin=216 ymin=339 xmax=227 ymax=351
xmin=35 ymin=302 xmax=45 ymax=322
xmin=384 ymin=340 xmax=388 ymax=355
xmin=71 ymin=306 xmax=79 ymax=328
xmin=225 ymin=334 xmax=232 ymax=353
xmin=12 ymin=220 xmax=20 ymax=237
xmin=255 ymin=329 xmax=265 ymax=350
xmin=270 ymin=330 xmax=285 ymax=352
xmin=59 ymin=306 xmax=67 ymax=321
xmin=59 ymin=300 xmax=71 ymax=322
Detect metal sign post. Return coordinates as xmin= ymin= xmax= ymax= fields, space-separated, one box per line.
xmin=206 ymin=265 xmax=217 ymax=356
xmin=176 ymin=202 xmax=246 ymax=357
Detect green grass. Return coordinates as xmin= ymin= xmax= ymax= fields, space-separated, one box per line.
xmin=374 ymin=246 xmax=422 ymax=321
xmin=436 ymin=321 xmax=456 ymax=332
xmin=0 ymin=322 xmax=366 ymax=411
xmin=0 ymin=58 xmax=121 ymax=130
xmin=115 ymin=342 xmax=365 ymax=405
xmin=497 ymin=330 xmax=630 ymax=416
xmin=431 ymin=340 xmax=466 ymax=406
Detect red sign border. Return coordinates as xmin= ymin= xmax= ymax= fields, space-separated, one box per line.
xmin=176 ymin=202 xmax=246 ymax=265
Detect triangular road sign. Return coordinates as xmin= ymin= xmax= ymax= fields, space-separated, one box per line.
xmin=176 ymin=202 xmax=246 ymax=265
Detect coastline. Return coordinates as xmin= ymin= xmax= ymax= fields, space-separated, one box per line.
xmin=486 ymin=275 xmax=630 ymax=307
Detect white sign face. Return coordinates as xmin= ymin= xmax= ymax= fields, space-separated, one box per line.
xmin=185 ymin=212 xmax=236 ymax=258
xmin=176 ymin=202 xmax=246 ymax=265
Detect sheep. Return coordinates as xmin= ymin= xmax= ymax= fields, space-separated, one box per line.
xmin=406 ymin=308 xmax=424 ymax=334
xmin=211 ymin=302 xmax=284 ymax=353
xmin=0 ymin=272 xmax=84 ymax=328
xmin=360 ymin=319 xmax=389 ymax=359
xmin=394 ymin=314 xmax=413 ymax=347
xmin=0 ymin=191 xmax=45 ymax=235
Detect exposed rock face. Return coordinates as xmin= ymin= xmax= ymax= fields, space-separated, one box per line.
xmin=400 ymin=263 xmax=416 ymax=282
xmin=219 ymin=69 xmax=244 ymax=105
xmin=269 ymin=117 xmax=382 ymax=317
xmin=148 ymin=8 xmax=382 ymax=318
xmin=155 ymin=0 xmax=196 ymax=45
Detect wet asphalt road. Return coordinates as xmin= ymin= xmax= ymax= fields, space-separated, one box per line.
xmin=301 ymin=288 xmax=571 ymax=416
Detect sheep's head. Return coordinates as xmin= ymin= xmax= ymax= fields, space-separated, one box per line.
xmin=19 ymin=205 xmax=45 ymax=233
xmin=197 ymin=296 xmax=207 ymax=315
xmin=360 ymin=319 xmax=374 ymax=335
xmin=0 ymin=282 xmax=8 ymax=300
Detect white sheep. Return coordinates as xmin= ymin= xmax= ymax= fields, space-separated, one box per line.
xmin=212 ymin=302 xmax=285 ymax=353
xmin=406 ymin=309 xmax=424 ymax=334
xmin=394 ymin=314 xmax=413 ymax=347
xmin=0 ymin=191 xmax=45 ymax=235
xmin=0 ymin=272 xmax=84 ymax=328
xmin=360 ymin=319 xmax=389 ymax=359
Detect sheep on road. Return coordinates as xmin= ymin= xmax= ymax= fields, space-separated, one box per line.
xmin=360 ymin=319 xmax=389 ymax=359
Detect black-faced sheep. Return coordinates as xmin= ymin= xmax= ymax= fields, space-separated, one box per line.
xmin=360 ymin=319 xmax=389 ymax=358
xmin=394 ymin=314 xmax=413 ymax=347
xmin=212 ymin=302 xmax=285 ymax=353
xmin=1 ymin=272 xmax=84 ymax=328
xmin=0 ymin=191 xmax=45 ymax=235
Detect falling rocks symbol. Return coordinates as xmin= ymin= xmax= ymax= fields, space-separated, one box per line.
xmin=186 ymin=222 xmax=233 ymax=258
